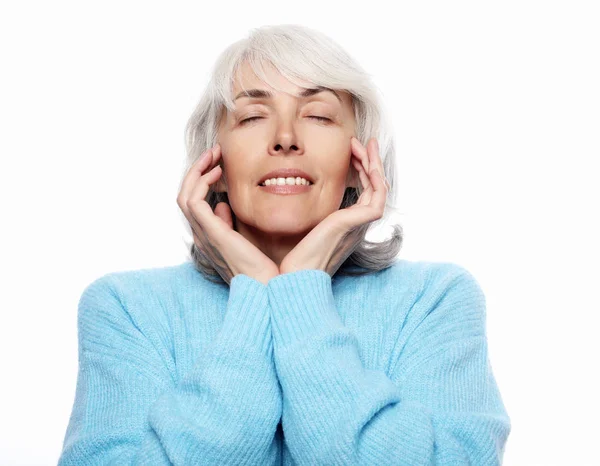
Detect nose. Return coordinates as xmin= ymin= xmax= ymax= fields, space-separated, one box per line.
xmin=271 ymin=129 xmax=302 ymax=155
xmin=268 ymin=111 xmax=303 ymax=156
xmin=273 ymin=142 xmax=299 ymax=153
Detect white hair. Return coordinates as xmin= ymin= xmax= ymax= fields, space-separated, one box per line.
xmin=180 ymin=24 xmax=403 ymax=284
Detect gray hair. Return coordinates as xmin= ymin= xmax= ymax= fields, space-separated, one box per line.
xmin=179 ymin=24 xmax=404 ymax=284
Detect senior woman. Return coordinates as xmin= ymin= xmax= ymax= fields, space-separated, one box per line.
xmin=58 ymin=24 xmax=511 ymax=465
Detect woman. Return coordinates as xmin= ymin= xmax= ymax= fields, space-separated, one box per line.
xmin=58 ymin=24 xmax=511 ymax=465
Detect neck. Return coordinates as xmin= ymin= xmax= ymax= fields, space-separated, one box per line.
xmin=235 ymin=220 xmax=310 ymax=269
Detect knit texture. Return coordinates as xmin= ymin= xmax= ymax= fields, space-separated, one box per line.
xmin=58 ymin=259 xmax=511 ymax=465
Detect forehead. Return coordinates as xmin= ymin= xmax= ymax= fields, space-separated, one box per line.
xmin=231 ymin=61 xmax=353 ymax=107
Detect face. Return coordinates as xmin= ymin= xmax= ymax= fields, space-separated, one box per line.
xmin=215 ymin=61 xmax=358 ymax=241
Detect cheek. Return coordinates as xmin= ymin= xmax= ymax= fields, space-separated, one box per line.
xmin=220 ymin=147 xmax=248 ymax=180
xmin=319 ymin=166 xmax=351 ymax=199
xmin=322 ymin=149 xmax=352 ymax=181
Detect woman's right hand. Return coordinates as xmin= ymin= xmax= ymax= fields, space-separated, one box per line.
xmin=177 ymin=143 xmax=280 ymax=286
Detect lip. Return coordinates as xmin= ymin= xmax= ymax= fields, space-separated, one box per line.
xmin=259 ymin=184 xmax=313 ymax=195
xmin=258 ymin=168 xmax=314 ymax=185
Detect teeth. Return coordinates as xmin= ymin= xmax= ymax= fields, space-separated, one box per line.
xmin=261 ymin=177 xmax=312 ymax=186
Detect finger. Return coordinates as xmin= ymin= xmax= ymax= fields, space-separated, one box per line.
xmin=352 ymin=159 xmax=373 ymax=205
xmin=367 ymin=164 xmax=387 ymax=216
xmin=177 ymin=144 xmax=221 ymax=227
xmin=187 ymin=164 xmax=225 ymax=233
xmin=179 ymin=161 xmax=220 ymax=228
xmin=350 ymin=137 xmax=370 ymax=175
xmin=187 ymin=169 xmax=235 ymax=254
xmin=177 ymin=144 xmax=221 ymax=213
xmin=374 ymin=138 xmax=384 ymax=175
xmin=367 ymin=138 xmax=384 ymax=179
xmin=185 ymin=146 xmax=230 ymax=242
xmin=352 ymin=158 xmax=369 ymax=186
xmin=373 ymin=144 xmax=389 ymax=190
xmin=369 ymin=138 xmax=390 ymax=194
xmin=351 ymin=160 xmax=361 ymax=187
xmin=345 ymin=167 xmax=386 ymax=225
xmin=181 ymin=167 xmax=220 ymax=245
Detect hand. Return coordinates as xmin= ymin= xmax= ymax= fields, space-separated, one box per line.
xmin=279 ymin=136 xmax=389 ymax=276
xmin=177 ymin=143 xmax=280 ymax=286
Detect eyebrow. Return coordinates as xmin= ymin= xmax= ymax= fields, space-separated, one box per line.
xmin=234 ymin=86 xmax=343 ymax=105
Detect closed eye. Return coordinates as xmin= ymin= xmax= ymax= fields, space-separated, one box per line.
xmin=240 ymin=116 xmax=331 ymax=124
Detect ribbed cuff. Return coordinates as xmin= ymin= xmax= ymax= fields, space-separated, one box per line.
xmin=215 ymin=273 xmax=272 ymax=356
xmin=267 ymin=269 xmax=343 ymax=350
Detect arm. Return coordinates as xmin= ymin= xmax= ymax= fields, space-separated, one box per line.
xmin=58 ymin=272 xmax=282 ymax=466
xmin=266 ymin=266 xmax=511 ymax=466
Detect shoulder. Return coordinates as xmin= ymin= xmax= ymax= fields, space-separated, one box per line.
xmin=364 ymin=259 xmax=486 ymax=327
xmin=80 ymin=261 xmax=196 ymax=300
xmin=391 ymin=259 xmax=487 ymax=333
xmin=74 ymin=263 xmax=204 ymax=381
xmin=77 ymin=261 xmax=214 ymax=324
xmin=336 ymin=258 xmax=483 ymax=318
xmin=356 ymin=258 xmax=480 ymax=296
xmin=384 ymin=258 xmax=483 ymax=297
xmin=380 ymin=258 xmax=477 ymax=284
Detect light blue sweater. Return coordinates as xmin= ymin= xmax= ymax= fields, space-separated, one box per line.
xmin=58 ymin=259 xmax=511 ymax=465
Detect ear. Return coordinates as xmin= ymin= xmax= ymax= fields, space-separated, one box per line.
xmin=212 ymin=162 xmax=228 ymax=193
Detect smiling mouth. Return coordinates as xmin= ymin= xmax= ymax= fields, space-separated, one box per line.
xmin=258 ymin=179 xmax=314 ymax=187
xmin=258 ymin=183 xmax=314 ymax=195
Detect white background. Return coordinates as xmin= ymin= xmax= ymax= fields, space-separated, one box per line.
xmin=1 ymin=1 xmax=598 ymax=464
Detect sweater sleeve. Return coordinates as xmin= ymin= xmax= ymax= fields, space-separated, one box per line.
xmin=58 ymin=272 xmax=282 ymax=466
xmin=266 ymin=267 xmax=511 ymax=466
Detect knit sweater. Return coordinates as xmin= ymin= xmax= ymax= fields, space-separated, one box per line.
xmin=58 ymin=259 xmax=511 ymax=465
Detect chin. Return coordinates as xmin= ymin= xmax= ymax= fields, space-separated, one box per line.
xmin=255 ymin=217 xmax=315 ymax=236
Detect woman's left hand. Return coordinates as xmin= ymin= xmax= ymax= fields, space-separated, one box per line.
xmin=278 ymin=136 xmax=390 ymax=276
